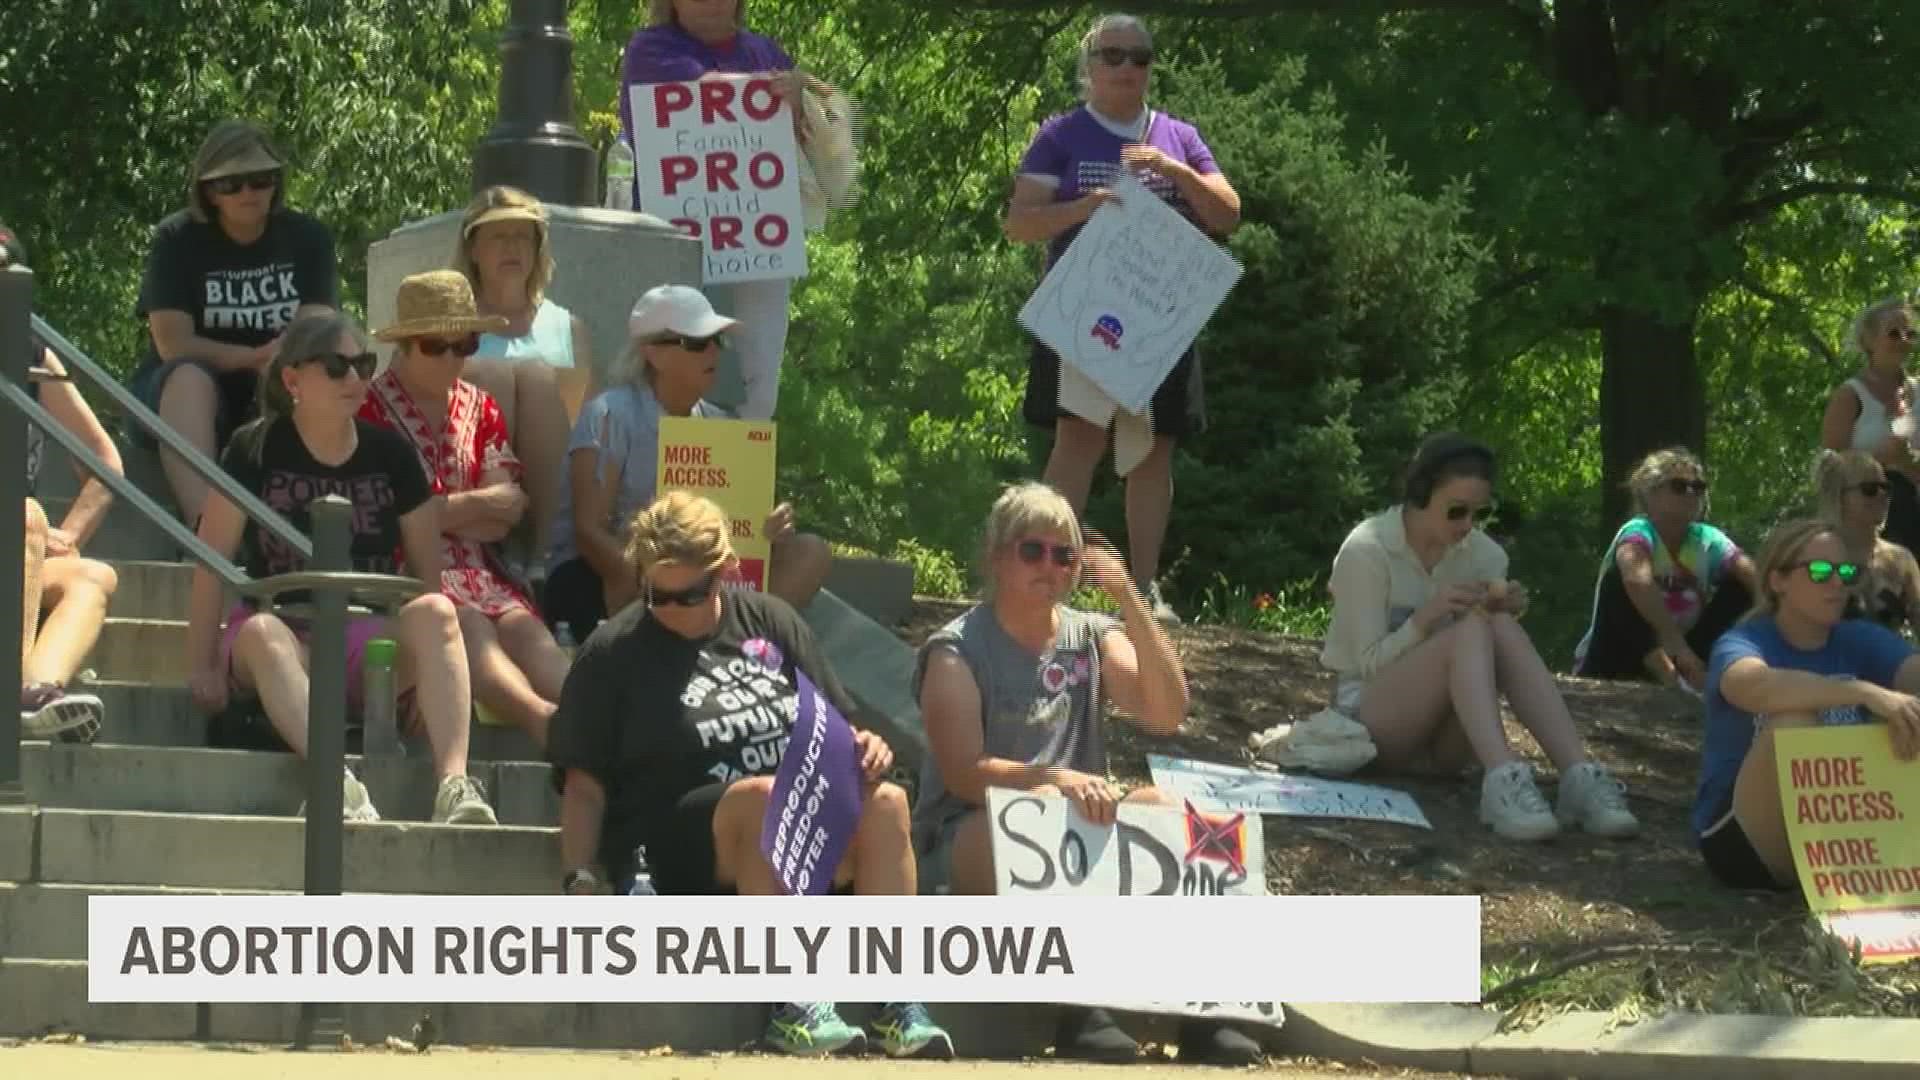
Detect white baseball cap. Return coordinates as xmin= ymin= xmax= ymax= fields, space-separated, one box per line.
xmin=627 ymin=284 xmax=741 ymax=341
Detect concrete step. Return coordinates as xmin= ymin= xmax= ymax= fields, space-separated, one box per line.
xmin=0 ymin=957 xmax=1062 ymax=1054
xmin=0 ymin=882 xmax=286 ymax=961
xmin=99 ymin=559 xmax=200 ymax=622
xmin=35 ymin=437 xmax=184 ymax=564
xmin=23 ymin=808 xmax=560 ymax=893
xmin=91 ymin=617 xmax=189 ymax=686
xmin=19 ymin=743 xmax=560 ymax=826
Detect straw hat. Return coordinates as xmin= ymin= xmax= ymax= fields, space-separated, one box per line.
xmin=374 ymin=271 xmax=510 ymax=342
xmin=200 ymin=142 xmax=283 ymax=181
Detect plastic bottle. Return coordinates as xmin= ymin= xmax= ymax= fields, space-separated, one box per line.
xmin=554 ymin=621 xmax=577 ymax=660
xmin=605 ymin=137 xmax=636 ymax=211
xmin=361 ymin=638 xmax=401 ymax=756
xmin=628 ymin=844 xmax=658 ymax=896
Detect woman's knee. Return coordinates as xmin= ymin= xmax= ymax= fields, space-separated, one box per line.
xmin=401 ymin=593 xmax=461 ymax=639
xmin=23 ymin=498 xmax=47 ymax=539
xmin=72 ymin=558 xmax=118 ymax=598
xmin=232 ymin=614 xmax=299 ymax=663
xmin=859 ymin=781 xmax=911 ymax=828
xmin=713 ymin=777 xmax=778 ymax=843
xmin=156 ymin=362 xmax=217 ymax=418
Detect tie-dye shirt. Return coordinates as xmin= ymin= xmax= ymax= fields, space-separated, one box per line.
xmin=1574 ymin=517 xmax=1739 ymax=667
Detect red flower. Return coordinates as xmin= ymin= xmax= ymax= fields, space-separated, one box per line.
xmin=1254 ymin=593 xmax=1275 ymax=610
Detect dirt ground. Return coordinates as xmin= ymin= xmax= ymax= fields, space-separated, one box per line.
xmin=2 ymin=1042 xmax=1487 ymax=1079
xmin=893 ymin=601 xmax=1920 ymax=1019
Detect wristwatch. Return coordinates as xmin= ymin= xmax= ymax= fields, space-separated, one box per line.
xmin=562 ymin=867 xmax=601 ymax=895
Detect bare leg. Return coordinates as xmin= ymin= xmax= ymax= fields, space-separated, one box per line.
xmin=22 ymin=498 xmax=46 ymax=671
xmin=463 ymin=359 xmax=517 ymax=436
xmin=460 ymin=606 xmax=562 ymax=747
xmin=712 ymin=776 xmax=784 ymax=894
xmin=26 ymin=557 xmax=118 ymax=686
xmin=1042 ymin=416 xmax=1108 ymax=514
xmin=1123 ymin=435 xmax=1176 ymax=586
xmin=1729 ymin=710 xmax=1820 ymax=885
xmin=156 ymin=365 xmax=220 ymax=523
xmin=1488 ymin=613 xmax=1587 ymax=771
xmin=229 ymin=614 xmax=314 ymax=757
xmin=1355 ymin=614 xmax=1519 ymax=770
xmin=768 ymin=532 xmax=832 ymax=610
xmin=496 ymin=606 xmax=570 ymax=702
xmin=714 ymin=777 xmax=917 ymax=895
xmin=395 ymin=594 xmax=472 ymax=781
xmin=509 ymin=362 xmax=570 ymax=565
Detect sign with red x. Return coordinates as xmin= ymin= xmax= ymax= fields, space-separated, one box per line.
xmin=1183 ymin=800 xmax=1247 ymax=876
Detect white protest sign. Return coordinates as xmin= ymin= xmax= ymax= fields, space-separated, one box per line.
xmin=1017 ymin=172 xmax=1242 ymax=416
xmin=986 ymin=787 xmax=1283 ymax=1029
xmin=1149 ymin=754 xmax=1432 ymax=830
xmin=630 ymin=76 xmax=807 ymax=284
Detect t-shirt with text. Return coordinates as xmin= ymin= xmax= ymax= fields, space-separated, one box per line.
xmin=546 ymin=588 xmax=861 ymax=883
xmin=1018 ymin=105 xmax=1220 ymax=266
xmin=1692 ymin=615 xmax=1912 ymax=837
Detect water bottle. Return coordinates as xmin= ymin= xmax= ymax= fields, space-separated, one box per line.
xmin=628 ymin=844 xmax=658 ymax=896
xmin=554 ymin=621 xmax=578 ymax=659
xmin=605 ymin=137 xmax=636 ymax=211
xmin=361 ymin=638 xmax=401 ymax=756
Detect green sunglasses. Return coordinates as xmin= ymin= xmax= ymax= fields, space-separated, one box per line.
xmin=1792 ymin=559 xmax=1860 ymax=586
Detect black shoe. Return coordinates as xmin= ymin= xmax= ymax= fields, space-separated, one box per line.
xmin=1176 ymin=1019 xmax=1265 ymax=1066
xmin=1055 ymin=1006 xmax=1139 ymax=1063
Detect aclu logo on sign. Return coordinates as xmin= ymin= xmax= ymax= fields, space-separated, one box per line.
xmin=1090 ymin=314 xmax=1124 ymax=350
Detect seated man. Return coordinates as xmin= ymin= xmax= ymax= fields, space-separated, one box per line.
xmin=911 ymin=481 xmax=1261 ymax=1067
xmin=5 ymin=223 xmax=123 ymax=739
xmin=549 ymin=491 xmax=951 ymax=1059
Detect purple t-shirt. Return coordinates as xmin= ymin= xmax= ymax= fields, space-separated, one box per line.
xmin=619 ymin=25 xmax=796 ymax=207
xmin=1019 ymin=105 xmax=1220 ymax=264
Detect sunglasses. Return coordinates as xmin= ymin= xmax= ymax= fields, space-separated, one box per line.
xmin=659 ymin=333 xmax=723 ymax=353
xmin=202 ymin=170 xmax=280 ymax=196
xmin=1016 ymin=540 xmax=1079 ymax=568
xmin=1891 ymin=327 xmax=1919 ymax=343
xmin=1854 ymin=480 xmax=1891 ymax=498
xmin=413 ymin=335 xmax=481 ymax=358
xmin=646 ymin=573 xmax=718 ymax=608
xmin=1665 ymin=478 xmax=1709 ymax=496
xmin=1093 ymin=46 xmax=1155 ymax=67
xmin=1444 ymin=503 xmax=1496 ymax=524
xmin=300 ymin=352 xmax=377 ymax=380
xmin=1792 ymin=559 xmax=1861 ymax=586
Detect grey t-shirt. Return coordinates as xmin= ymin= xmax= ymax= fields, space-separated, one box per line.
xmin=546 ymin=383 xmax=732 ymax=572
xmin=910 ymin=603 xmax=1120 ymax=842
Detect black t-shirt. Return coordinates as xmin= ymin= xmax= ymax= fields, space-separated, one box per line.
xmin=220 ymin=417 xmax=431 ymax=602
xmin=548 ymin=588 xmax=863 ymax=879
xmin=133 ymin=209 xmax=338 ymax=421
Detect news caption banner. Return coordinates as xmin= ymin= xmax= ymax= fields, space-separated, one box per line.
xmin=1148 ymin=754 xmax=1432 ymax=830
xmin=1776 ymin=725 xmax=1920 ymax=963
xmin=989 ymin=788 xmax=1307 ymax=1028
xmin=1018 ymin=171 xmax=1243 ymax=417
xmin=632 ymin=75 xmax=807 ymax=284
xmin=656 ymin=416 xmax=776 ymax=591
xmin=759 ymin=670 xmax=864 ymax=896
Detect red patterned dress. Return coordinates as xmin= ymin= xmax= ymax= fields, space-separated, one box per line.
xmin=359 ymin=371 xmax=533 ymax=618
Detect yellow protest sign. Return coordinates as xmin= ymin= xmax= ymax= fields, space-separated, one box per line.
xmin=657 ymin=416 xmax=777 ymax=591
xmin=1775 ymin=725 xmax=1920 ymax=963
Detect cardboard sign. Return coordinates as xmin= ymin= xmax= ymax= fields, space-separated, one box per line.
xmin=630 ymin=76 xmax=808 ymax=283
xmin=1776 ymin=726 xmax=1920 ymax=963
xmin=760 ymin=671 xmax=865 ymax=896
xmin=1149 ymin=754 xmax=1432 ymax=830
xmin=1017 ymin=172 xmax=1242 ymax=416
xmin=656 ymin=416 xmax=776 ymax=590
xmin=986 ymin=787 xmax=1282 ymax=1029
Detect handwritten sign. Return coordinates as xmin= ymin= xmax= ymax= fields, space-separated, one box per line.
xmin=760 ymin=671 xmax=864 ymax=896
xmin=1776 ymin=726 xmax=1920 ymax=963
xmin=656 ymin=416 xmax=776 ymax=590
xmin=631 ymin=76 xmax=807 ymax=284
xmin=1018 ymin=172 xmax=1242 ymax=416
xmin=986 ymin=787 xmax=1282 ymax=1029
xmin=1149 ymin=754 xmax=1432 ymax=830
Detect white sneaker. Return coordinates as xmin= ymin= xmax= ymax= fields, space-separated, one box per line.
xmin=1146 ymin=581 xmax=1182 ymax=625
xmin=1556 ymin=761 xmax=1640 ymax=838
xmin=1480 ymin=761 xmax=1559 ymax=841
xmin=298 ymin=767 xmax=381 ymax=823
xmin=432 ymin=775 xmax=498 ymax=825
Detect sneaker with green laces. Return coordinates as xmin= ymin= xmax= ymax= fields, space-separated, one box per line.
xmin=869 ymin=1001 xmax=954 ymax=1059
xmin=764 ymin=1001 xmax=866 ymax=1056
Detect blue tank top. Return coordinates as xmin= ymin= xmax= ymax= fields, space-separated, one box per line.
xmin=475 ymin=298 xmax=576 ymax=369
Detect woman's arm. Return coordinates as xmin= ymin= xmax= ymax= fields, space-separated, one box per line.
xmin=1820 ymin=384 xmax=1862 ymax=452
xmin=442 ymin=468 xmax=526 ymax=540
xmin=186 ymin=493 xmax=248 ymax=670
xmin=37 ymin=350 xmax=123 ymax=549
xmin=559 ymin=768 xmax=607 ymax=884
xmin=920 ymin=648 xmax=1086 ymax=804
xmin=1003 ymin=176 xmax=1113 ymax=245
xmin=148 ymin=311 xmax=268 ymax=371
xmin=1719 ymin=654 xmax=1888 ymax=715
xmin=1167 ymin=163 xmax=1241 ymax=235
xmin=569 ymin=444 xmax=633 ymax=590
xmin=1616 ymin=542 xmax=1694 ymax=655
xmin=1084 ymin=549 xmax=1186 ymax=735
xmin=1728 ymin=550 xmax=1760 ymax=600
xmin=570 ymin=315 xmax=600 ymax=402
xmin=398 ymin=500 xmax=446 ymax=585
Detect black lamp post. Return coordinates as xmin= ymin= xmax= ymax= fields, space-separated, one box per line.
xmin=472 ymin=0 xmax=598 ymax=206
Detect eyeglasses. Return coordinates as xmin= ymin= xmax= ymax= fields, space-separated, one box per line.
xmin=413 ymin=335 xmax=481 ymax=358
xmin=300 ymin=352 xmax=376 ymax=381
xmin=645 ymin=573 xmax=718 ymax=608
xmin=1791 ymin=559 xmax=1861 ymax=586
xmin=1854 ymin=480 xmax=1891 ymax=498
xmin=1890 ymin=327 xmax=1918 ymax=343
xmin=1093 ymin=46 xmax=1155 ymax=67
xmin=202 ymin=170 xmax=280 ymax=196
xmin=658 ymin=334 xmax=723 ymax=353
xmin=1016 ymin=540 xmax=1079 ymax=568
xmin=1444 ymin=503 xmax=1495 ymax=524
xmin=1665 ymin=478 xmax=1709 ymax=496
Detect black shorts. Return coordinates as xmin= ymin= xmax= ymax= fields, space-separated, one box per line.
xmin=1020 ymin=337 xmax=1204 ymax=440
xmin=544 ymin=557 xmax=610 ymax=638
xmin=1698 ymin=802 xmax=1796 ymax=892
xmin=624 ymin=781 xmax=855 ymax=897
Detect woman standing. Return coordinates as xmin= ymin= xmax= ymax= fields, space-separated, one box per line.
xmin=184 ymin=312 xmax=496 ymax=825
xmin=1820 ymin=296 xmax=1920 ymax=553
xmin=1004 ymin=13 xmax=1240 ymax=624
xmin=363 ymin=272 xmax=573 ymax=749
xmin=130 ymin=120 xmax=337 ymax=524
xmin=619 ymin=0 xmax=823 ymax=422
xmin=1814 ymin=449 xmax=1920 ymax=634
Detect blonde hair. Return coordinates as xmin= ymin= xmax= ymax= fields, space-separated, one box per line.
xmin=648 ymin=0 xmax=747 ymax=28
xmin=1748 ymin=517 xmax=1843 ymax=619
xmin=455 ymin=186 xmax=555 ymax=307
xmin=624 ymin=491 xmax=736 ymax=578
xmin=980 ymin=482 xmax=1084 ymax=598
xmin=1813 ymin=448 xmax=1886 ymax=523
xmin=1850 ymin=296 xmax=1911 ymax=357
xmin=1624 ymin=446 xmax=1705 ymax=514
xmin=1076 ymin=13 xmax=1153 ymax=96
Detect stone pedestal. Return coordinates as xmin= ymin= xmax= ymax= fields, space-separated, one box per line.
xmin=365 ymin=206 xmax=746 ymax=408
